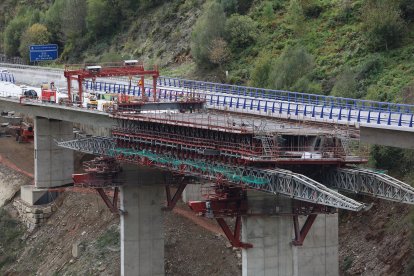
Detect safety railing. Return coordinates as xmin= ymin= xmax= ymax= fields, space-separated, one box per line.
xmin=0 ymin=62 xmax=63 ymax=73
xmin=1 ymin=77 xmax=414 ymax=128
xmin=81 ymin=79 xmax=414 ymax=128
xmin=0 ymin=72 xmax=15 ymax=83
xmin=157 ymin=76 xmax=414 ymax=114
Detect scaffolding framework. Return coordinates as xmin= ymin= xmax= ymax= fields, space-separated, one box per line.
xmin=56 ymin=136 xmax=364 ymax=211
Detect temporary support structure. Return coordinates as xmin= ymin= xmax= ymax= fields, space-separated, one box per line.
xmin=56 ymin=136 xmax=365 ymax=211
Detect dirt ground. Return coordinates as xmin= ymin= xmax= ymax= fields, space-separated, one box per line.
xmin=0 ymin=136 xmax=34 ymax=176
xmin=339 ymin=199 xmax=413 ymax=276
xmin=0 ymin=136 xmax=241 ymax=275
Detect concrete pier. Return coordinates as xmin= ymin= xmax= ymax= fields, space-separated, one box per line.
xmin=34 ymin=117 xmax=73 ymax=188
xmin=182 ymin=183 xmax=203 ymax=203
xmin=120 ymin=166 xmax=166 ymax=276
xmin=293 ymin=214 xmax=339 ymax=276
xmin=242 ymin=192 xmax=338 ymax=276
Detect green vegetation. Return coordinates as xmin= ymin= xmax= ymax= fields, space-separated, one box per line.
xmin=191 ymin=1 xmax=226 ymax=66
xmin=0 ymin=208 xmax=25 ymax=272
xmin=96 ymin=226 xmax=119 ymax=249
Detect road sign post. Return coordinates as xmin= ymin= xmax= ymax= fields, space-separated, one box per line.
xmin=29 ymin=44 xmax=58 ymax=62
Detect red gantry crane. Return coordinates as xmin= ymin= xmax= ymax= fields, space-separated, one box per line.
xmin=64 ymin=60 xmax=159 ymax=104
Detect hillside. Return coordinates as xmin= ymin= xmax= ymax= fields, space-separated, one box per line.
xmin=1 ymin=0 xmax=414 ymax=274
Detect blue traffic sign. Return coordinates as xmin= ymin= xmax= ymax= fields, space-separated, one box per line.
xmin=29 ymin=44 xmax=58 ymax=62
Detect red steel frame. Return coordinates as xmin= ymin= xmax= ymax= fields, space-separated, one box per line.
xmin=292 ymin=214 xmax=318 ymax=246
xmin=64 ymin=62 xmax=159 ymax=104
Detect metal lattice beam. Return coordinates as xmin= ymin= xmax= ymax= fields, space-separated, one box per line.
xmin=56 ymin=137 xmax=365 ymax=211
xmin=326 ymin=168 xmax=414 ymax=204
xmin=56 ymin=136 xmax=116 ymax=155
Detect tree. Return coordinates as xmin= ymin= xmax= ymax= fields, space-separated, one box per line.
xmin=191 ymin=2 xmax=226 ymax=66
xmin=331 ymin=69 xmax=359 ymax=98
xmin=19 ymin=23 xmax=51 ymax=62
xmin=220 ymin=0 xmax=238 ymax=15
xmin=286 ymin=0 xmax=305 ymax=37
xmin=3 ymin=16 xmax=30 ymax=56
xmin=268 ymin=46 xmax=314 ymax=90
xmin=225 ymin=15 xmax=257 ymax=50
xmin=43 ymin=0 xmax=65 ymax=41
xmin=400 ymin=0 xmax=414 ymax=22
xmin=61 ymin=0 xmax=87 ymax=40
xmin=208 ymin=38 xmax=231 ymax=66
xmin=361 ymin=0 xmax=406 ymax=51
xmin=250 ymin=54 xmax=272 ymax=88
xmin=86 ymin=0 xmax=119 ymax=38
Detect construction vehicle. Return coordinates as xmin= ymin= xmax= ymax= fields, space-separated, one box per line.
xmin=41 ymin=82 xmax=57 ymax=102
xmin=15 ymin=122 xmax=34 ymax=143
xmin=86 ymin=92 xmax=98 ymax=109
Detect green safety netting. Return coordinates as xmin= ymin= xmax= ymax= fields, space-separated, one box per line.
xmin=108 ymin=147 xmax=270 ymax=186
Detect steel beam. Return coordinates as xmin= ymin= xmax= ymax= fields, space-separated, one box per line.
xmin=326 ymin=168 xmax=414 ymax=204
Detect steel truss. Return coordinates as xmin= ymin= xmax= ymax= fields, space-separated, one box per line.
xmin=56 ymin=136 xmax=115 ymax=156
xmin=326 ymin=168 xmax=414 ymax=204
xmin=56 ymin=137 xmax=364 ymax=211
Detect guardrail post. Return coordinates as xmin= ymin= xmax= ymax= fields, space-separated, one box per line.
xmin=377 ymin=112 xmax=381 ymax=124
xmin=398 ymin=113 xmax=403 ymax=126
xmin=243 ymin=99 xmax=247 ymax=109
xmin=287 ymin=103 xmax=291 ymax=114
xmin=257 ymin=100 xmax=261 ymax=111
xmin=387 ymin=112 xmax=392 ymax=125
xmin=367 ymin=111 xmax=371 ymax=123
xmin=320 ymin=106 xmax=324 ymax=118
xmin=347 ymin=108 xmax=352 ymax=121
xmin=295 ymin=104 xmax=299 ymax=116
xmin=329 ymin=107 xmax=333 ymax=119
xmin=236 ymin=97 xmax=240 ymax=108
xmin=279 ymin=102 xmax=283 ymax=114
xmin=304 ymin=105 xmax=307 ymax=116
xmin=357 ymin=110 xmax=361 ymax=122
xmin=250 ymin=100 xmax=254 ymax=110
xmin=312 ymin=106 xmax=316 ymax=117
xmin=338 ymin=107 xmax=342 ymax=120
xmin=410 ymin=114 xmax=413 ymax=127
xmin=272 ymin=102 xmax=275 ymax=113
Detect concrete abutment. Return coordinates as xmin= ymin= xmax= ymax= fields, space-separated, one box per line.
xmin=21 ymin=116 xmax=73 ymax=205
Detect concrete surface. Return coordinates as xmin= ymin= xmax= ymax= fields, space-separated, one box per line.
xmin=120 ymin=165 xmax=167 ymax=276
xmin=242 ymin=215 xmax=294 ymax=276
xmin=34 ymin=117 xmax=74 ymax=188
xmin=20 ymin=185 xmax=58 ymax=205
xmin=0 ymin=97 xmax=114 ymax=128
xmin=182 ymin=183 xmax=203 ymax=203
xmin=242 ymin=191 xmax=339 ymax=276
xmin=294 ymin=214 xmax=339 ymax=276
xmin=360 ymin=125 xmax=414 ymax=149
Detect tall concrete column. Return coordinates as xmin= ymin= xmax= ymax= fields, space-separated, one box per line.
xmin=121 ymin=165 xmax=166 ymax=276
xmin=293 ymin=214 xmax=338 ymax=276
xmin=34 ymin=117 xmax=74 ymax=188
xmin=241 ymin=191 xmax=338 ymax=276
xmin=182 ymin=183 xmax=203 ymax=203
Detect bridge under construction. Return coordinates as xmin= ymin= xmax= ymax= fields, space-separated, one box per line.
xmin=1 ymin=62 xmax=414 ymax=276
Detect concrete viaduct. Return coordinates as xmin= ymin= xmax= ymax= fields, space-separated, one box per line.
xmin=1 ymin=64 xmax=414 ymax=276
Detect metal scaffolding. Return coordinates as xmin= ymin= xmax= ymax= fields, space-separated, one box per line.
xmin=326 ymin=168 xmax=414 ymax=204
xmin=56 ymin=136 xmax=364 ymax=211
